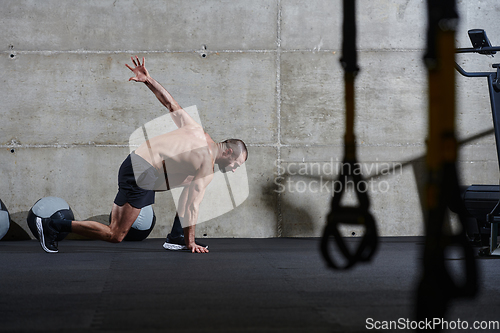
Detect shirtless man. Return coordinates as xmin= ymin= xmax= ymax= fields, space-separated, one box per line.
xmin=36 ymin=56 xmax=248 ymax=254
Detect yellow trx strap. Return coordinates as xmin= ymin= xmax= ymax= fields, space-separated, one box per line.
xmin=416 ymin=0 xmax=478 ymax=321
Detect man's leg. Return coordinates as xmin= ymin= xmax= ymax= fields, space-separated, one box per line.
xmin=164 ymin=212 xmax=208 ymax=251
xmin=169 ymin=213 xmax=184 ymax=238
xmin=71 ymin=203 xmax=141 ymax=243
xmin=167 ymin=185 xmax=188 ymax=239
xmin=37 ymin=203 xmax=141 ymax=253
xmin=163 ymin=213 xmax=187 ymax=250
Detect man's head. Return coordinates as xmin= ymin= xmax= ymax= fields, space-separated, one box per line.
xmin=217 ymin=139 xmax=248 ymax=173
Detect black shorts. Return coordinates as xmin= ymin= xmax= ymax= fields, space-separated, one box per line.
xmin=114 ymin=152 xmax=158 ymax=209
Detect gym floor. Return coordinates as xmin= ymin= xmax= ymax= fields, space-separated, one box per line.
xmin=1 ymin=237 xmax=499 ymax=333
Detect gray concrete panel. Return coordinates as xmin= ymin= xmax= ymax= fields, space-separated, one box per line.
xmin=277 ymin=160 xmax=424 ymax=237
xmin=459 ymin=0 xmax=500 ymax=48
xmin=1 ymin=0 xmax=278 ymax=52
xmin=357 ymin=0 xmax=427 ymax=51
xmin=279 ymin=145 xmax=425 ymax=237
xmin=1 ymin=52 xmax=276 ymax=146
xmin=280 ymin=51 xmax=345 ymax=146
xmin=281 ymin=0 xmax=426 ymax=51
xmin=281 ymin=0 xmax=342 ymax=51
xmin=280 ymin=50 xmax=427 ymax=145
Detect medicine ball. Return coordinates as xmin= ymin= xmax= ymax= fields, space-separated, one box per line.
xmin=27 ymin=197 xmax=74 ymax=241
xmin=109 ymin=205 xmax=156 ymax=241
xmin=0 ymin=199 xmax=10 ymax=240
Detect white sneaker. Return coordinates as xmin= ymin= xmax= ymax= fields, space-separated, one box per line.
xmin=162 ymin=234 xmax=208 ymax=251
xmin=162 ymin=242 xmax=188 ymax=251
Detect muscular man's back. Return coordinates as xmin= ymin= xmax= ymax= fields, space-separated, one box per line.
xmin=135 ymin=123 xmax=214 ymax=188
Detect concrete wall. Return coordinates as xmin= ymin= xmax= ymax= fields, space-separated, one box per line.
xmin=1 ymin=0 xmax=499 ymax=240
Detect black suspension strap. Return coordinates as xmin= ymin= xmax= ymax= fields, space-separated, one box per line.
xmin=320 ymin=0 xmax=378 ymax=270
xmin=416 ymin=0 xmax=478 ymax=323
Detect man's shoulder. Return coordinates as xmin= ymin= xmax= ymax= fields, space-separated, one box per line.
xmin=177 ymin=116 xmax=203 ymax=129
xmin=192 ymin=146 xmax=214 ymax=172
xmin=171 ymin=124 xmax=204 ymax=140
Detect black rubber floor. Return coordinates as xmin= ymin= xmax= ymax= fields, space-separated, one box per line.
xmin=1 ymin=237 xmax=499 ymax=333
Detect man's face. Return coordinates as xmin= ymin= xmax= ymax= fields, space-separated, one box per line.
xmin=218 ymin=151 xmax=246 ymax=173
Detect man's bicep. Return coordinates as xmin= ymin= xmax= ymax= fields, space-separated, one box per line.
xmin=183 ymin=179 xmax=207 ymax=225
xmin=187 ymin=166 xmax=213 ymax=203
xmin=191 ymin=168 xmax=213 ymax=196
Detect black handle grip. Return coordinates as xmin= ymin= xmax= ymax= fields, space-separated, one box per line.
xmin=321 ymin=161 xmax=378 ymax=270
xmin=321 ymin=207 xmax=378 ymax=269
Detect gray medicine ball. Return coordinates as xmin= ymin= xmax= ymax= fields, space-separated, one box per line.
xmin=0 ymin=199 xmax=10 ymax=240
xmin=27 ymin=197 xmax=74 ymax=241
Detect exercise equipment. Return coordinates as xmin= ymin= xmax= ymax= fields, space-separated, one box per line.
xmin=320 ymin=0 xmax=378 ymax=270
xmin=0 ymin=199 xmax=10 ymax=240
xmin=27 ymin=197 xmax=74 ymax=241
xmin=452 ymin=29 xmax=500 ymax=256
xmin=416 ymin=0 xmax=478 ymax=323
xmin=109 ymin=205 xmax=156 ymax=241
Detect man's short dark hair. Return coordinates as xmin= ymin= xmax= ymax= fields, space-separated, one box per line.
xmin=223 ymin=139 xmax=248 ymax=161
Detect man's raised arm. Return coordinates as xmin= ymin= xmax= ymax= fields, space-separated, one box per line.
xmin=126 ymin=56 xmax=197 ymax=128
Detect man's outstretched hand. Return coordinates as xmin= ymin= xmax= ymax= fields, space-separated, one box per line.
xmin=126 ymin=56 xmax=150 ymax=83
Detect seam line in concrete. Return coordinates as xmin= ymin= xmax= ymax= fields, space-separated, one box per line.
xmin=0 ymin=143 xmax=444 ymax=149
xmin=9 ymin=142 xmax=493 ymax=149
xmin=3 ymin=48 xmax=423 ymax=55
xmin=276 ymin=0 xmax=283 ymax=238
xmin=0 ymin=144 xmax=131 ymax=148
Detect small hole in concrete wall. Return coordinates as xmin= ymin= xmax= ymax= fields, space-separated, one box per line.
xmin=203 ymin=234 xmax=207 ymax=237
xmin=10 ymin=54 xmax=15 ymax=59
xmin=10 ymin=149 xmax=15 ymax=154
xmin=201 ymin=53 xmax=207 ymax=58
xmin=351 ymin=232 xmax=356 ymax=236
